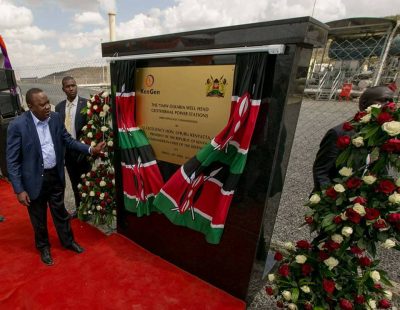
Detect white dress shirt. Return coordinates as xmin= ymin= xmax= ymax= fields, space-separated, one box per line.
xmin=31 ymin=112 xmax=56 ymax=169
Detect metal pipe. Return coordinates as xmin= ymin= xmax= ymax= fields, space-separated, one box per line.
xmin=105 ymin=44 xmax=285 ymax=61
xmin=108 ymin=12 xmax=116 ymax=42
xmin=373 ymin=20 xmax=400 ymax=86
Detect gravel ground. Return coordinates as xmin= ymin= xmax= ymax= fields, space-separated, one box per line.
xmin=64 ymin=98 xmax=399 ymax=308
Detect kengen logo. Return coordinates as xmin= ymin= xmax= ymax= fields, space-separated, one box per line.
xmin=145 ymin=74 xmax=154 ymax=87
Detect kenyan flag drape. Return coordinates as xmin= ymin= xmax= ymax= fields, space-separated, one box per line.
xmin=154 ymin=53 xmax=269 ymax=244
xmin=112 ymin=61 xmax=164 ymax=216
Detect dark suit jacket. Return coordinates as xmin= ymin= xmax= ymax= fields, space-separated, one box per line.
xmin=313 ymin=123 xmax=347 ymax=191
xmin=55 ymin=96 xmax=87 ymax=138
xmin=6 ymin=111 xmax=90 ymax=200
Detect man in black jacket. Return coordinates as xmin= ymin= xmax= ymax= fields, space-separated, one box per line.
xmin=55 ymin=76 xmax=90 ymax=215
xmin=313 ymin=86 xmax=395 ymax=191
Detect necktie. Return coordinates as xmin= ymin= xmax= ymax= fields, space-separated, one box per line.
xmin=65 ymin=102 xmax=72 ymax=133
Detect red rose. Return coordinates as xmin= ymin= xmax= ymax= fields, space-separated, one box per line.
xmin=278 ymin=264 xmax=290 ymax=277
xmin=353 ymin=196 xmax=367 ymax=204
xmin=377 ymin=112 xmax=394 ymax=124
xmin=346 ymin=177 xmax=362 ymax=189
xmin=82 ymin=185 xmax=88 ymax=191
xmin=274 ymin=251 xmax=283 ymax=261
xmin=333 ymin=215 xmax=342 ymax=224
xmin=339 ymin=298 xmax=353 ymax=310
xmin=100 ymin=201 xmax=106 ymax=207
xmin=346 ymin=208 xmax=361 ymax=224
xmin=378 ymin=299 xmax=391 ymax=309
xmin=365 ymin=208 xmax=380 ymax=220
xmin=95 ymin=132 xmax=103 ymax=140
xmin=376 ymin=180 xmax=396 ymax=194
xmin=323 ymin=240 xmax=341 ymax=252
xmin=373 ymin=283 xmax=382 ymax=290
xmin=337 ymin=135 xmax=351 ymax=149
xmin=384 ymin=102 xmax=396 ymax=110
xmin=326 ymin=187 xmax=338 ymax=200
xmin=90 ymin=171 xmax=96 ymax=178
xmin=96 ymin=191 xmax=101 ymax=197
xmin=305 ymin=216 xmax=313 ymax=224
xmin=322 ymin=278 xmax=335 ymax=294
xmin=374 ymin=219 xmax=388 ymax=230
xmin=304 ymin=303 xmax=313 ymax=310
xmin=301 ymin=263 xmax=313 ymax=276
xmin=296 ymin=240 xmax=311 ymax=249
xmin=387 ymin=213 xmax=400 ymax=223
xmin=354 ymin=111 xmax=367 ymax=121
xmin=381 ymin=139 xmax=400 ymax=153
xmin=87 ymin=124 xmax=92 ymax=129
xmin=276 ymin=301 xmax=284 ymax=308
xmin=354 ymin=295 xmax=365 ymax=304
xmin=265 ymin=286 xmax=274 ymax=295
xmin=358 ymin=256 xmax=372 ymax=267
xmin=319 ymin=251 xmax=330 ymax=261
xmin=342 ymin=122 xmax=354 ymax=131
xmin=350 ymin=246 xmax=364 ymax=256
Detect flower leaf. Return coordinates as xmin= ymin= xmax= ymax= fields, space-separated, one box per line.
xmin=291 ymin=287 xmax=299 ymax=303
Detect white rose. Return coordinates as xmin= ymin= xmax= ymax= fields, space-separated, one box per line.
xmin=87 ymin=101 xmax=91 ymax=108
xmin=300 ymin=285 xmax=311 ymax=293
xmin=334 ymin=184 xmax=345 ymax=193
xmin=89 ymin=191 xmax=95 ymax=197
xmin=107 ymin=140 xmax=114 ymax=147
xmin=87 ymin=132 xmax=93 ymax=138
xmin=101 ymin=126 xmax=108 ymax=132
xmin=85 ymin=181 xmax=90 ymax=186
xmin=324 ymin=257 xmax=339 ymax=270
xmin=101 ymin=91 xmax=109 ymax=98
xmin=339 ymin=167 xmax=353 ymax=177
xmin=82 ymin=193 xmax=87 ymax=198
xmin=396 ymin=178 xmax=400 ymax=187
xmin=86 ymin=109 xmax=91 ymax=115
xmin=96 ymin=205 xmax=102 ymax=211
xmin=282 ymin=290 xmax=292 ymax=301
xmin=335 ymin=283 xmax=342 ymax=291
xmin=91 ymin=141 xmax=96 ymax=147
xmin=340 ymin=212 xmax=348 ymax=220
xmin=82 ymin=125 xmax=87 ymax=131
xmin=342 ymin=226 xmax=353 ymax=237
xmin=363 ymin=175 xmax=377 ymax=184
xmin=382 ymin=121 xmax=400 ymax=136
xmin=317 ymin=242 xmax=325 ymax=250
xmin=86 ymin=172 xmax=91 ymax=177
xmin=112 ymin=179 xmax=115 ymax=185
xmin=103 ymin=104 xmax=110 ymax=112
xmin=283 ymin=242 xmax=295 ymax=251
xmin=268 ymin=274 xmax=276 ymax=282
xmin=353 ymin=203 xmax=366 ymax=216
xmin=288 ymin=303 xmax=297 ymax=310
xmin=352 ymin=136 xmax=364 ymax=147
xmin=103 ymin=152 xmax=109 ymax=158
xmin=309 ymin=193 xmax=321 ymax=204
xmin=366 ymin=104 xmax=381 ymax=113
xmin=100 ymin=193 xmax=105 ymax=200
xmin=99 ymin=111 xmax=106 ymax=118
xmin=367 ymin=299 xmax=377 ymax=309
xmin=77 ymin=184 xmax=82 ymax=189
xmin=331 ymin=234 xmax=343 ymax=244
xmin=381 ymin=239 xmax=396 ymax=249
xmin=370 ymin=270 xmax=381 ymax=283
xmin=80 ymin=174 xmax=86 ymax=178
xmin=100 ymin=180 xmax=107 ymax=187
xmin=388 ymin=192 xmax=400 ymax=204
xmin=90 ymin=96 xmax=96 ymax=102
xmin=112 ymin=210 xmax=117 ymax=215
xmin=360 ymin=113 xmax=371 ymax=123
xmin=88 ymin=120 xmax=93 ymax=124
xmin=93 ymin=105 xmax=98 ymax=110
xmin=384 ymin=290 xmax=393 ymax=300
xmin=295 ymin=255 xmax=307 ymax=264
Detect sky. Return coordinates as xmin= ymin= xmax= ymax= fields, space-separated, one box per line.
xmin=1 ymin=0 xmax=399 ymax=71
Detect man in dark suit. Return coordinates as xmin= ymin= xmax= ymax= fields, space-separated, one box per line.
xmin=55 ymin=76 xmax=90 ymax=214
xmin=313 ymin=86 xmax=395 ymax=190
xmin=6 ymin=88 xmax=105 ymax=265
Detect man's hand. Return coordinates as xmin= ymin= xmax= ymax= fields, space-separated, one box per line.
xmin=17 ymin=191 xmax=31 ymax=206
xmin=91 ymin=141 xmax=106 ymax=156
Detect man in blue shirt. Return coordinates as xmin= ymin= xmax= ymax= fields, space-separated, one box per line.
xmin=6 ymin=88 xmax=105 ymax=265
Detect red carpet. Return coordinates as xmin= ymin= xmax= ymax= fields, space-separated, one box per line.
xmin=0 ymin=179 xmax=245 ymax=309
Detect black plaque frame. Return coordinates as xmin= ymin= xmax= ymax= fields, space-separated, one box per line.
xmin=103 ymin=16 xmax=328 ymax=300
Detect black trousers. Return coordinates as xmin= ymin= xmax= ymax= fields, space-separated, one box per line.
xmin=27 ymin=168 xmax=74 ymax=250
xmin=65 ymin=150 xmax=90 ymax=208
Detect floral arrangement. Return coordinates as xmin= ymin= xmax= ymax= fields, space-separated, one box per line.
xmin=266 ymin=102 xmax=400 ymax=309
xmin=77 ymin=91 xmax=116 ymax=226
